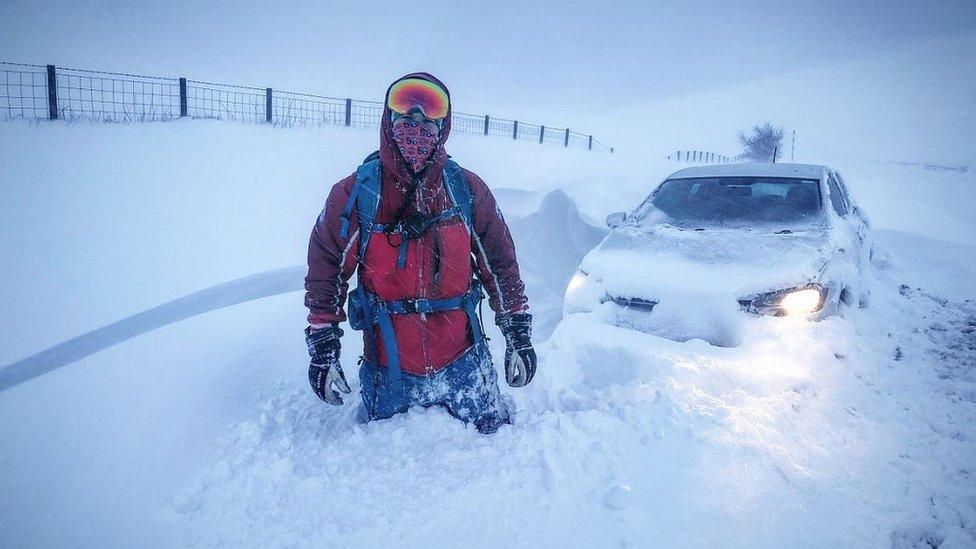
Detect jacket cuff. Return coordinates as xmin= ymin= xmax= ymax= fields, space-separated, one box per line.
xmin=308 ymin=311 xmax=345 ymax=327
xmin=503 ymin=304 xmax=529 ymax=315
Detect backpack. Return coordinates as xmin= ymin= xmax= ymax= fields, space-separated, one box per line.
xmin=338 ymin=152 xmax=485 ymax=391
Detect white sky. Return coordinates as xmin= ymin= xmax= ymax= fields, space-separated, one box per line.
xmin=2 ymin=0 xmax=974 ymax=161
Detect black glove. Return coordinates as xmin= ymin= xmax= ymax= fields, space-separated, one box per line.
xmin=306 ymin=326 xmax=351 ymax=405
xmin=497 ymin=312 xmax=537 ymax=388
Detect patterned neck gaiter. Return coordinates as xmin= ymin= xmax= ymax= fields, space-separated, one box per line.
xmin=392 ymin=117 xmax=439 ymax=173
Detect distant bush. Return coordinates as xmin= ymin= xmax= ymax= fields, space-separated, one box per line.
xmin=739 ymin=122 xmax=784 ymax=162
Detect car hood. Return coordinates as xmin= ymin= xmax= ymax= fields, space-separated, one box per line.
xmin=580 ymin=224 xmax=831 ymax=301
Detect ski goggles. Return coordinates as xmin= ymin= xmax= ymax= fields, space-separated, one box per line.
xmin=387 ymin=78 xmax=450 ymax=121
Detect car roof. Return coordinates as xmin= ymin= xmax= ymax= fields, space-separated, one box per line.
xmin=666 ymin=163 xmax=828 ymax=180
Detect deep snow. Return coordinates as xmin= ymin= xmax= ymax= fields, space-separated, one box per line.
xmin=1 ymin=121 xmax=974 ymax=547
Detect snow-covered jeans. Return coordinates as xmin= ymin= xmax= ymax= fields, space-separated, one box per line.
xmin=358 ymin=343 xmax=511 ymax=434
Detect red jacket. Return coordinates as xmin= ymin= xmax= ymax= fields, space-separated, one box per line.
xmin=304 ymin=73 xmax=528 ymax=375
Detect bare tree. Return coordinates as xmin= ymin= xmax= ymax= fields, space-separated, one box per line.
xmin=739 ymin=122 xmax=785 ymax=162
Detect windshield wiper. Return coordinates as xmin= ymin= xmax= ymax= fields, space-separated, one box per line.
xmin=775 ymin=229 xmax=793 ymax=234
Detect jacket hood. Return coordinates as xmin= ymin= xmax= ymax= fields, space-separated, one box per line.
xmin=380 ymin=72 xmax=452 ymax=186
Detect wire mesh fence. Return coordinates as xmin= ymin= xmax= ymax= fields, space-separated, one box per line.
xmin=452 ymin=112 xmax=486 ymax=135
xmin=1 ymin=63 xmax=48 ymax=119
xmin=185 ymin=80 xmax=264 ymax=123
xmin=0 ymin=61 xmax=613 ymax=152
xmin=272 ymin=91 xmax=345 ymax=127
xmin=57 ymin=66 xmax=181 ymax=122
xmin=669 ymin=150 xmax=742 ymax=163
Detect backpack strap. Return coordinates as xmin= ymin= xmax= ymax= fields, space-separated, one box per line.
xmin=443 ymin=159 xmax=474 ymax=233
xmin=338 ymin=154 xmax=382 ymax=242
xmin=338 ymin=183 xmax=359 ymax=239
xmin=441 ymin=160 xmax=486 ymax=346
xmin=352 ymin=158 xmax=382 ymax=262
xmin=344 ymin=157 xmax=386 ymax=386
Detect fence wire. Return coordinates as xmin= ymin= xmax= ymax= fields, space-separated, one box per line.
xmin=348 ymin=100 xmax=383 ymax=128
xmin=58 ymin=68 xmax=181 ymax=122
xmin=452 ymin=112 xmax=486 ymax=136
xmin=1 ymin=65 xmax=48 ymax=120
xmin=1 ymin=61 xmax=612 ymax=152
xmin=273 ymin=91 xmax=345 ymax=127
xmin=671 ymin=150 xmax=742 ymax=163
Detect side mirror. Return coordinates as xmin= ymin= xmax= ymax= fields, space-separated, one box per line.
xmin=605 ymin=211 xmax=627 ymax=228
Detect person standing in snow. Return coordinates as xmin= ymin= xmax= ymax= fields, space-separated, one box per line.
xmin=303 ymin=73 xmax=536 ymax=434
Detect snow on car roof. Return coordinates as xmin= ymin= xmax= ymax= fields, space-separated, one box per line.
xmin=667 ymin=163 xmax=828 ymax=180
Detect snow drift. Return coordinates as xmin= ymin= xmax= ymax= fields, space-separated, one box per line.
xmin=1 ymin=121 xmax=975 ymax=548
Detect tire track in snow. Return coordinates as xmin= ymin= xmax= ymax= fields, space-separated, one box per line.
xmin=0 ymin=266 xmax=304 ymax=393
xmin=0 ymin=190 xmax=602 ymax=394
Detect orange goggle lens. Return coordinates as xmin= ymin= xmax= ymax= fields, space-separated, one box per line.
xmin=387 ymin=78 xmax=449 ymax=120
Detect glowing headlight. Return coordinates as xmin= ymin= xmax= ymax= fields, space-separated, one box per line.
xmin=566 ymin=270 xmax=589 ymax=295
xmin=743 ymin=284 xmax=826 ymax=316
xmin=779 ymin=288 xmax=823 ymax=315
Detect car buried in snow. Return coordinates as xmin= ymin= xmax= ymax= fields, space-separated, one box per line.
xmin=564 ymin=163 xmax=872 ymax=327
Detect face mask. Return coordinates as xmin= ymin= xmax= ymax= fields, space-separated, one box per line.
xmin=392 ymin=116 xmax=439 ymax=173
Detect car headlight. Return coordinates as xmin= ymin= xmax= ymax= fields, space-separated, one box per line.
xmin=743 ymin=284 xmax=826 ymax=316
xmin=565 ymin=270 xmax=589 ymax=295
xmin=779 ymin=288 xmax=823 ymax=315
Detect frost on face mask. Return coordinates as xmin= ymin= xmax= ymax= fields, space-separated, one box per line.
xmin=392 ymin=117 xmax=439 ymax=173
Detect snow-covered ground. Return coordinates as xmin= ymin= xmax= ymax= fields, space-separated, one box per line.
xmin=1 ymin=121 xmax=974 ymax=547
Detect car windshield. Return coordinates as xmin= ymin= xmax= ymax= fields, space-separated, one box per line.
xmin=639 ymin=176 xmax=823 ymax=228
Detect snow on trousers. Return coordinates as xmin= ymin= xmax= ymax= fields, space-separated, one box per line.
xmin=358 ymin=342 xmax=511 ymax=434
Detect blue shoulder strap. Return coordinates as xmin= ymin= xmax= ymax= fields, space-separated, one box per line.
xmin=342 ymin=158 xmax=381 ymax=262
xmin=443 ymin=159 xmax=474 ymax=232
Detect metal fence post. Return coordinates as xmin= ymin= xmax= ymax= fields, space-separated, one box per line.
xmin=345 ymin=99 xmax=351 ymax=126
xmin=46 ymin=65 xmax=58 ymax=120
xmin=483 ymin=115 xmax=489 ymax=135
xmin=564 ymin=128 xmax=569 ymax=147
xmin=588 ymin=135 xmax=593 ymax=150
xmin=265 ymin=88 xmax=273 ymax=123
xmin=179 ymin=78 xmax=188 ymax=117
xmin=512 ymin=120 xmax=518 ymax=140
xmin=539 ymin=125 xmax=545 ymax=144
